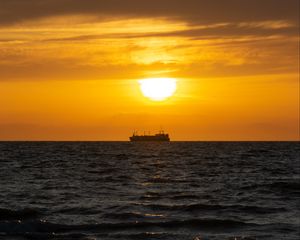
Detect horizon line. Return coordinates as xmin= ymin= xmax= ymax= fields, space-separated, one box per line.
xmin=0 ymin=140 xmax=299 ymax=142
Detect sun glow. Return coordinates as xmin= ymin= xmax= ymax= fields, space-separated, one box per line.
xmin=139 ymin=78 xmax=177 ymax=101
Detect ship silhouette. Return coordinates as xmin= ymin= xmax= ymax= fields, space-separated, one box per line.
xmin=129 ymin=130 xmax=170 ymax=142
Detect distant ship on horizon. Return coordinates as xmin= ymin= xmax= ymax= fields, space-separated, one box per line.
xmin=129 ymin=130 xmax=170 ymax=142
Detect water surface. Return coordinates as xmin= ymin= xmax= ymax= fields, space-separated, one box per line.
xmin=0 ymin=142 xmax=299 ymax=239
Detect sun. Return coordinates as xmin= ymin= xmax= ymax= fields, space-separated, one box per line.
xmin=139 ymin=78 xmax=177 ymax=101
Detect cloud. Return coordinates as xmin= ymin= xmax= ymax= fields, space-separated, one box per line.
xmin=38 ymin=20 xmax=297 ymax=43
xmin=0 ymin=1 xmax=298 ymax=81
xmin=0 ymin=0 xmax=299 ymax=26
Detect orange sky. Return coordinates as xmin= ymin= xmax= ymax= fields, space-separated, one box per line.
xmin=0 ymin=0 xmax=299 ymax=140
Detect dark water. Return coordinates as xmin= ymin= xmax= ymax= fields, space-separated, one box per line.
xmin=0 ymin=142 xmax=299 ymax=240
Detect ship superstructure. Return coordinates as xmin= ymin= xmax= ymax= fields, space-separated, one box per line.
xmin=129 ymin=130 xmax=170 ymax=142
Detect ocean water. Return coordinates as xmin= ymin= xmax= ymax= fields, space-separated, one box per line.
xmin=0 ymin=142 xmax=299 ymax=240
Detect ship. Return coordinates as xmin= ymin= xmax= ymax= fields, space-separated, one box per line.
xmin=129 ymin=130 xmax=170 ymax=142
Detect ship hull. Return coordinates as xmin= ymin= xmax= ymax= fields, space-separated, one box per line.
xmin=129 ymin=136 xmax=170 ymax=142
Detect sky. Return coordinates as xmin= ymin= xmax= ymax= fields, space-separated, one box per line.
xmin=0 ymin=0 xmax=299 ymax=141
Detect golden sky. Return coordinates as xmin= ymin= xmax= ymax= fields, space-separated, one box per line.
xmin=0 ymin=0 xmax=299 ymax=140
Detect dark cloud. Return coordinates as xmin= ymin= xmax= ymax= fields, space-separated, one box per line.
xmin=42 ymin=23 xmax=298 ymax=42
xmin=0 ymin=55 xmax=297 ymax=81
xmin=0 ymin=61 xmax=175 ymax=81
xmin=0 ymin=0 xmax=299 ymax=26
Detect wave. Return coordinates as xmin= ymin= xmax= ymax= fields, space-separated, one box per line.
xmin=2 ymin=220 xmax=296 ymax=239
xmin=268 ymin=181 xmax=300 ymax=192
xmin=0 ymin=208 xmax=41 ymax=221
xmin=139 ymin=203 xmax=285 ymax=214
xmin=103 ymin=212 xmax=148 ymax=220
xmin=241 ymin=181 xmax=300 ymax=195
xmin=0 ymin=218 xmax=254 ymax=235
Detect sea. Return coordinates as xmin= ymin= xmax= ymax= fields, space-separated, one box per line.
xmin=0 ymin=142 xmax=299 ymax=240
